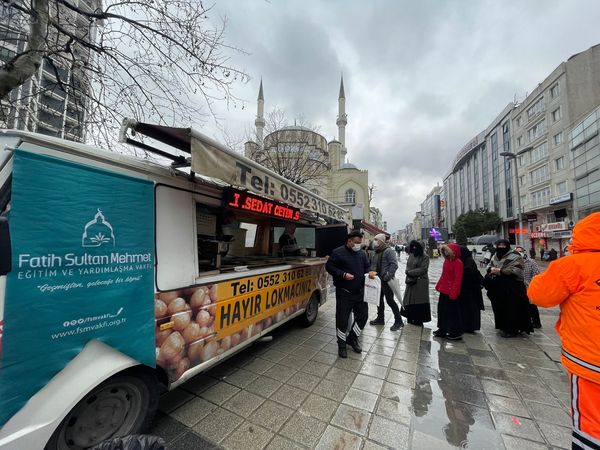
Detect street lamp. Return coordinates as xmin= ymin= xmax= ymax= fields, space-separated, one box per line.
xmin=500 ymin=146 xmax=533 ymax=248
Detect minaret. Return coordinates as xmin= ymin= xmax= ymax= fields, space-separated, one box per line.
xmin=336 ymin=75 xmax=348 ymax=159
xmin=255 ymin=78 xmax=265 ymax=144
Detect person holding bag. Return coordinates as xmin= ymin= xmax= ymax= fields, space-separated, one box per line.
xmin=402 ymin=240 xmax=431 ymax=326
xmin=368 ymin=234 xmax=404 ymax=331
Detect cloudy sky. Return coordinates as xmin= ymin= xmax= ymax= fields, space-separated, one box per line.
xmin=198 ymin=0 xmax=600 ymax=231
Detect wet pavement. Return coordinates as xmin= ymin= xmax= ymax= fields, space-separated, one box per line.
xmin=149 ymin=254 xmax=571 ymax=449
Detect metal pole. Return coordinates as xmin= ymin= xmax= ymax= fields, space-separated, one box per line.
xmin=512 ymin=158 xmax=524 ymax=248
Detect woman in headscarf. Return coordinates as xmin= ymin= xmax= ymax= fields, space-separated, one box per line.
xmin=402 ymin=240 xmax=431 ymax=326
xmin=434 ymin=244 xmax=464 ymax=340
xmin=458 ymin=246 xmax=484 ymax=333
xmin=483 ymin=239 xmax=533 ymax=337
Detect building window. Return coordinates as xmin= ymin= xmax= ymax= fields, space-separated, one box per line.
xmin=516 ymin=116 xmax=522 ymax=128
xmin=345 ymin=189 xmax=356 ymax=204
xmin=527 ymin=97 xmax=545 ymax=120
xmin=555 ymin=156 xmax=565 ymax=171
xmin=517 ymin=136 xmax=523 ymax=147
xmin=520 ymin=195 xmax=527 ymax=207
xmin=527 ymin=120 xmax=547 ymax=142
xmin=551 ymin=107 xmax=562 ymax=123
xmin=530 ymin=187 xmax=551 ymax=208
xmin=530 ymin=164 xmax=550 ymax=185
xmin=550 ymin=83 xmax=560 ymax=99
xmin=556 ymin=181 xmax=568 ymax=195
xmin=554 ymin=132 xmax=563 ymax=146
xmin=519 ymin=175 xmax=526 ymax=187
xmin=530 ymin=142 xmax=548 ymax=164
xmin=518 ymin=153 xmax=528 ymax=167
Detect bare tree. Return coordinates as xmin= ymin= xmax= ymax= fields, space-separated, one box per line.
xmin=368 ymin=183 xmax=377 ymax=204
xmin=0 ymin=0 xmax=247 ymax=147
xmin=245 ymin=107 xmax=331 ymax=186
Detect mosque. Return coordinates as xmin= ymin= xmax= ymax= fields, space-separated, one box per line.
xmin=244 ymin=77 xmax=379 ymax=230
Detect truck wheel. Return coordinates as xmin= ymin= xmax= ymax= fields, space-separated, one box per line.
xmin=45 ymin=369 xmax=159 ymax=450
xmin=302 ymin=292 xmax=319 ymax=327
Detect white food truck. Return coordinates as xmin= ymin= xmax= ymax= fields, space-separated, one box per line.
xmin=0 ymin=122 xmax=349 ymax=449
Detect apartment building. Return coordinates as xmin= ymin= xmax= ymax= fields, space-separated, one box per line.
xmin=437 ymin=44 xmax=600 ymax=253
xmin=0 ymin=0 xmax=101 ymax=141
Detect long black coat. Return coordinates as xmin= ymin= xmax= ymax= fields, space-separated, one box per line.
xmin=458 ymin=258 xmax=484 ymax=332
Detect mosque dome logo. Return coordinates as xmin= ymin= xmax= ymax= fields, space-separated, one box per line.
xmin=82 ymin=209 xmax=115 ymax=247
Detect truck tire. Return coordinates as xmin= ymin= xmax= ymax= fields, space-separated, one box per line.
xmin=45 ymin=369 xmax=159 ymax=450
xmin=301 ymin=292 xmax=319 ymax=327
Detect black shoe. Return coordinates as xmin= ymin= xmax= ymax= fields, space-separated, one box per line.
xmin=348 ymin=338 xmax=362 ymax=353
xmin=533 ymin=323 xmax=542 ymax=329
xmin=500 ymin=331 xmax=517 ymax=338
xmin=446 ymin=334 xmax=463 ymax=341
xmin=338 ymin=343 xmax=347 ymax=358
xmin=433 ymin=329 xmax=445 ymax=337
xmin=369 ymin=317 xmax=384 ymax=326
xmin=390 ymin=321 xmax=404 ymax=331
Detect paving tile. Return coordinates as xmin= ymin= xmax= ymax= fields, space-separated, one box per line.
xmin=301 ymin=360 xmax=331 ymax=377
xmin=367 ymin=415 xmax=410 ymax=448
xmin=270 ymin=383 xmax=309 ymax=408
xmin=333 ymin=356 xmax=364 ymax=372
xmin=245 ymin=376 xmax=282 ymax=398
xmin=528 ymin=402 xmax=571 ymax=426
xmin=279 ymin=354 xmax=309 ymax=370
xmin=259 ymin=348 xmax=288 ymax=363
xmin=147 ymin=412 xmax=189 ymax=443
xmin=199 ymin=382 xmax=241 ymax=405
xmin=538 ymin=421 xmax=571 ymax=449
xmin=248 ymin=400 xmax=294 ymax=432
xmin=264 ymin=435 xmax=306 ymax=450
xmin=244 ymin=357 xmax=275 ymax=375
xmin=375 ymin=396 xmax=411 ymax=425
xmin=300 ymin=393 xmax=339 ymax=422
xmin=279 ymin=411 xmax=328 ymax=448
xmin=222 ymin=390 xmax=265 ymax=418
xmin=314 ymin=378 xmax=351 ymax=402
xmin=360 ymin=362 xmax=389 ymax=379
xmin=170 ymin=397 xmax=217 ymax=427
xmin=286 ymin=370 xmax=322 ymax=392
xmin=500 ymin=434 xmax=549 ymax=450
xmin=352 ymin=373 xmax=384 ymax=394
xmin=481 ymin=379 xmax=519 ymax=399
xmin=390 ymin=358 xmax=418 ymax=374
xmin=158 ymin=388 xmax=195 ymax=414
xmin=312 ymin=352 xmax=338 ymax=365
xmin=491 ymin=412 xmax=544 ymax=442
xmin=180 ymin=374 xmax=218 ymax=395
xmin=169 ymin=431 xmax=219 ymax=450
xmin=342 ymin=387 xmax=379 ymax=412
xmin=316 ymin=425 xmax=363 ymax=450
xmin=326 ymin=367 xmax=357 ymax=385
xmin=331 ymin=403 xmax=372 ymax=436
xmin=486 ymin=394 xmax=530 ymax=417
xmin=192 ymin=407 xmax=243 ymax=444
xmin=262 ymin=363 xmax=297 ymax=383
xmin=223 ymin=368 xmax=259 ymax=389
xmin=410 ymin=430 xmax=463 ymax=450
xmin=386 ymin=368 xmax=416 ymax=388
xmin=516 ymin=384 xmax=561 ymax=407
xmin=364 ymin=353 xmax=392 ymax=367
xmin=380 ymin=381 xmax=413 ymax=402
xmin=220 ymin=422 xmax=273 ymax=450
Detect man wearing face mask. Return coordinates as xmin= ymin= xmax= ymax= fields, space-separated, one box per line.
xmin=369 ymin=234 xmax=403 ymax=330
xmin=326 ymin=229 xmax=376 ymax=358
xmin=483 ymin=239 xmax=533 ymax=337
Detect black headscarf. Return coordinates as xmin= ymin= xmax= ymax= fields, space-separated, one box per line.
xmin=495 ymin=239 xmax=511 ymax=259
xmin=409 ymin=240 xmax=424 ymax=257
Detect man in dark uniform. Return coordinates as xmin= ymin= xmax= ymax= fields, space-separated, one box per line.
xmin=326 ymin=230 xmax=376 ymax=358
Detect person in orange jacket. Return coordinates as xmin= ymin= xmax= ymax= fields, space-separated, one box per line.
xmin=528 ymin=212 xmax=600 ymax=450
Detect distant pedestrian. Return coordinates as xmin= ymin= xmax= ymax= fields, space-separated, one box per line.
xmin=326 ymin=230 xmax=376 ymax=358
xmin=369 ymin=234 xmax=403 ymax=330
xmin=540 ymin=248 xmax=545 ymax=260
xmin=458 ymin=245 xmax=484 ymax=333
xmin=548 ymin=248 xmax=558 ymax=261
xmin=528 ymin=212 xmax=600 ymax=450
xmin=515 ymin=245 xmax=542 ymax=329
xmin=434 ymin=244 xmax=464 ymax=340
xmin=402 ymin=240 xmax=431 ymax=326
xmin=483 ymin=240 xmax=533 ymax=338
xmin=529 ymin=247 xmax=536 ymax=260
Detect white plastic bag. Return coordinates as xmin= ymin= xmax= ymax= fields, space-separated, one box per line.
xmin=364 ymin=275 xmax=381 ymax=305
xmin=387 ymin=277 xmax=403 ymax=300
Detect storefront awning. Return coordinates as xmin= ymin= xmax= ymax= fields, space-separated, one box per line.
xmin=361 ymin=221 xmax=389 ymax=238
xmin=120 ymin=121 xmax=348 ymax=222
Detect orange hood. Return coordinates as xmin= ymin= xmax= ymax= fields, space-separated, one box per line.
xmin=570 ymin=212 xmax=600 ymax=254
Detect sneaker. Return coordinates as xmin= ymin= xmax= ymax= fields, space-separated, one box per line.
xmin=433 ymin=329 xmax=445 ymax=337
xmin=338 ymin=344 xmax=348 ymax=358
xmin=369 ymin=317 xmax=384 ymax=326
xmin=390 ymin=321 xmax=404 ymax=331
xmin=446 ymin=334 xmax=463 ymax=341
xmin=348 ymin=338 xmax=362 ymax=353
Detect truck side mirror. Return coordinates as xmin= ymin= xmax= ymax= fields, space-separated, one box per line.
xmin=0 ymin=216 xmax=11 ymax=275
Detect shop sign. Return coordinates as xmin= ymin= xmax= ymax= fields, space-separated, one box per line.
xmin=541 ymin=221 xmax=567 ymax=232
xmin=224 ymin=188 xmax=300 ymax=221
xmin=530 ymin=232 xmax=549 ymax=238
xmin=550 ymin=192 xmax=572 ymax=205
xmin=551 ymin=230 xmax=572 ymax=239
